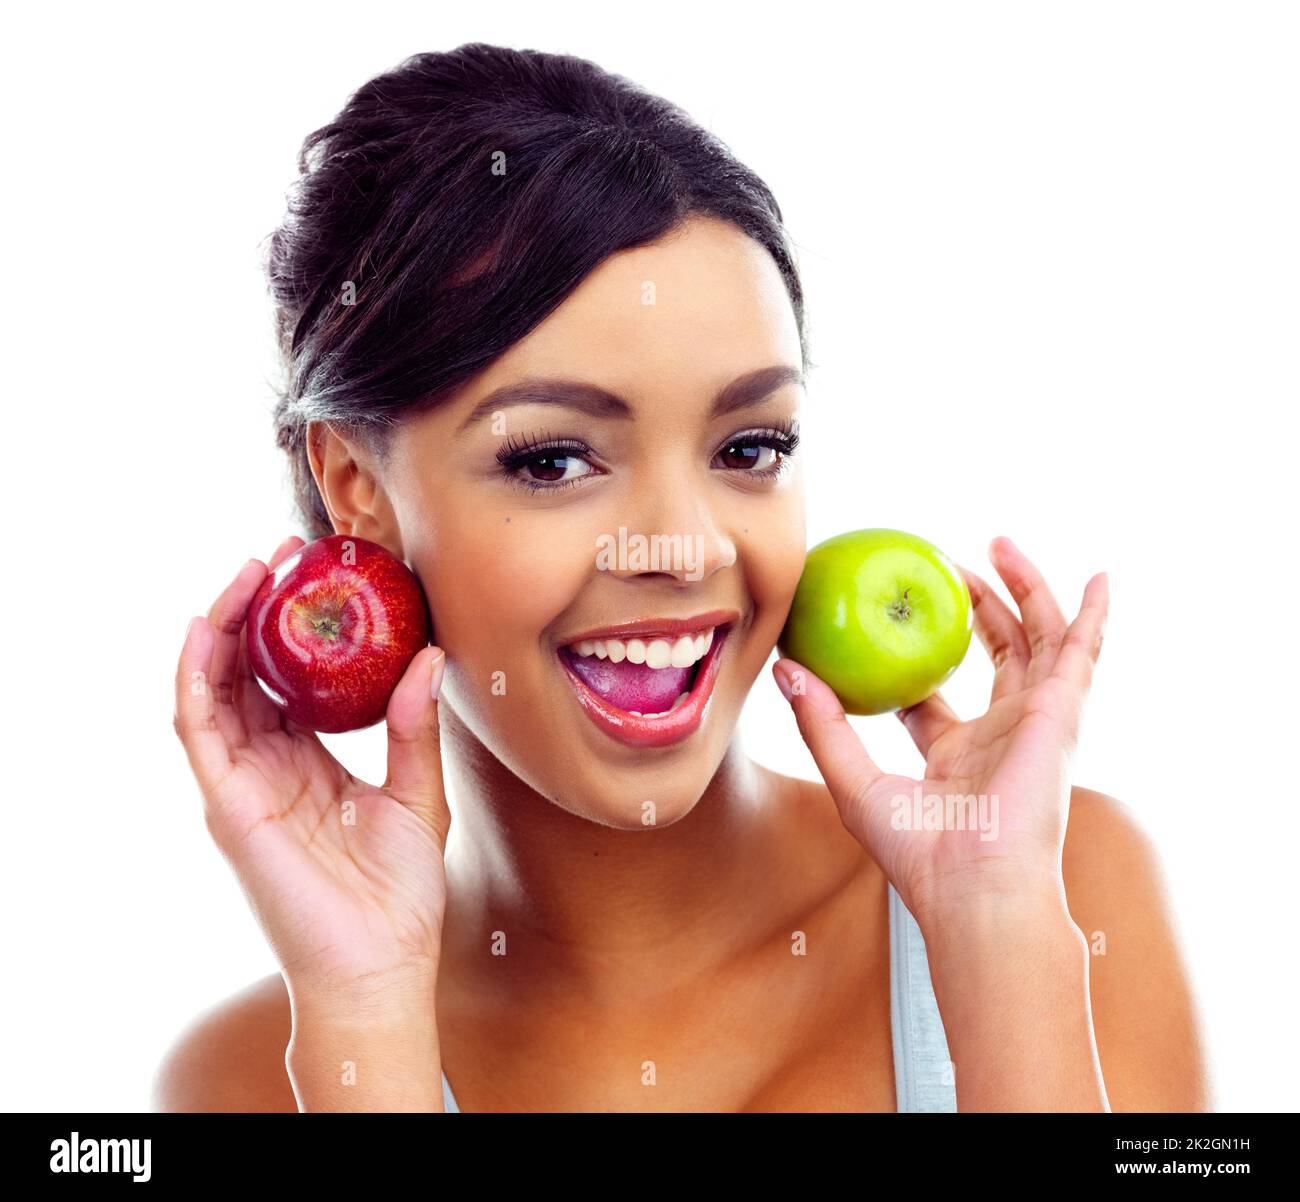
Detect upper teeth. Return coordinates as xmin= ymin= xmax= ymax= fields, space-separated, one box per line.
xmin=568 ymin=626 xmax=715 ymax=669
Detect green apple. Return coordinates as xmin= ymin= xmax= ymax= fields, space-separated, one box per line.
xmin=778 ymin=528 xmax=972 ymax=715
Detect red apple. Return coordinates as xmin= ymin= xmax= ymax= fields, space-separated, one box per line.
xmin=246 ymin=535 xmax=431 ymax=733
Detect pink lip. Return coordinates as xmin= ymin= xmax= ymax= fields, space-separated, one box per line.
xmin=556 ymin=608 xmax=740 ymax=647
xmin=558 ymin=622 xmax=732 ymax=749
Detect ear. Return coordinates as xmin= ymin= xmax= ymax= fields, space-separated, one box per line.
xmin=305 ymin=421 xmax=400 ymax=547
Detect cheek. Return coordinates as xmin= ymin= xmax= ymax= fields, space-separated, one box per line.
xmin=385 ymin=444 xmax=578 ymax=649
xmin=742 ymin=494 xmax=807 ymax=615
xmin=405 ymin=520 xmax=570 ymax=756
xmin=407 ymin=504 xmax=608 ymax=788
xmin=416 ymin=517 xmax=583 ymax=656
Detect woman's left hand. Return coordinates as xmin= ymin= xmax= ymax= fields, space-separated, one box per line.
xmin=774 ymin=536 xmax=1109 ymax=928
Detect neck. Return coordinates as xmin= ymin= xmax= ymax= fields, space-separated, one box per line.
xmin=436 ymin=703 xmax=829 ymax=1003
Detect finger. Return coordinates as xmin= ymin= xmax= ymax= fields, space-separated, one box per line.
xmin=205 ymin=558 xmax=272 ymax=748
xmin=267 ymin=534 xmax=306 ymax=571
xmin=896 ymin=690 xmax=961 ymax=759
xmin=989 ymin=537 xmax=1069 ymax=689
xmin=773 ymin=658 xmax=885 ymax=813
xmin=959 ymin=565 xmax=1030 ymax=701
xmin=1051 ymin=572 xmax=1109 ymax=694
xmin=173 ymin=615 xmax=235 ymax=798
xmin=384 ymin=646 xmax=450 ymax=842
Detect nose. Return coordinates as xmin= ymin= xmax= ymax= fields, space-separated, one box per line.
xmin=596 ymin=479 xmax=738 ymax=586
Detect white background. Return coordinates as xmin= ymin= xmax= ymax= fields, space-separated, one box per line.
xmin=1 ymin=0 xmax=1295 ymax=1112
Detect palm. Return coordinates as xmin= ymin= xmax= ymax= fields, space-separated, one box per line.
xmin=856 ymin=674 xmax=1081 ymax=909
xmin=209 ymin=727 xmax=448 ymax=991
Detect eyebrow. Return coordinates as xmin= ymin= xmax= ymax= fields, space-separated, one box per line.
xmin=456 ymin=364 xmax=805 ymax=435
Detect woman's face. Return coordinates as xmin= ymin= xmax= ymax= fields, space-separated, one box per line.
xmin=372 ymin=215 xmax=806 ymax=828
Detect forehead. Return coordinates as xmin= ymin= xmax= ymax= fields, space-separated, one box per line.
xmin=465 ymin=215 xmax=801 ymax=404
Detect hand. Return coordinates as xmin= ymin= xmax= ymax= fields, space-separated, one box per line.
xmin=774 ymin=536 xmax=1109 ymax=926
xmin=173 ymin=535 xmax=450 ymax=1015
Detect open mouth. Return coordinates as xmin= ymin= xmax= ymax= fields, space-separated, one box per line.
xmin=556 ymin=621 xmax=732 ymax=748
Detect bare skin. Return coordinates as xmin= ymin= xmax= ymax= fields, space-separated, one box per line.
xmin=164 ymin=215 xmax=1212 ymax=1112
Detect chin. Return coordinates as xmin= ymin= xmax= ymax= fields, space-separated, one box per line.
xmin=548 ymin=778 xmax=711 ymax=831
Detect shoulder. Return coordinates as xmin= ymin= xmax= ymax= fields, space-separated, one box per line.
xmin=1060 ymin=786 xmax=1173 ymax=931
xmin=1061 ymin=786 xmax=1215 ymax=1111
xmin=152 ymin=973 xmax=298 ymax=1112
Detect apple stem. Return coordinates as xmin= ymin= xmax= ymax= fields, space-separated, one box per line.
xmin=888 ymin=587 xmax=913 ymax=622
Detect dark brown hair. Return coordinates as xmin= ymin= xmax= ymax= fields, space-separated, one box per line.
xmin=263 ymin=43 xmax=808 ymax=539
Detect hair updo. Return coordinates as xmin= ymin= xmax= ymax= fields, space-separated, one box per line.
xmin=263 ymin=42 xmax=808 ymax=539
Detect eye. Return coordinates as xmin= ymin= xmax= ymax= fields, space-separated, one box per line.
xmin=496 ymin=435 xmax=600 ymax=493
xmin=713 ymin=424 xmax=800 ymax=478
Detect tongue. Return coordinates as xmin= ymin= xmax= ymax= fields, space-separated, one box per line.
xmin=560 ymin=648 xmax=693 ymax=713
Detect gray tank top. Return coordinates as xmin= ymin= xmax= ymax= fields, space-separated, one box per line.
xmin=440 ymin=881 xmax=955 ymax=1112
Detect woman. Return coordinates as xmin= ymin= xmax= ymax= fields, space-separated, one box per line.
xmin=160 ymin=43 xmax=1210 ymax=1112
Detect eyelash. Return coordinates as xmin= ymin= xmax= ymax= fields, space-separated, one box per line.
xmin=494 ymin=421 xmax=801 ymax=494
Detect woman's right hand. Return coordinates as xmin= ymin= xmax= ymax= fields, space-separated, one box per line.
xmin=172 ymin=535 xmax=451 ymax=1025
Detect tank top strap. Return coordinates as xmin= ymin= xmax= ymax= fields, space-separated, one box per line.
xmin=888 ymin=880 xmax=957 ymax=1112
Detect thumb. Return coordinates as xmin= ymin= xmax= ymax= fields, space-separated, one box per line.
xmin=383 ymin=645 xmax=450 ymax=841
xmin=773 ymin=657 xmax=886 ymax=818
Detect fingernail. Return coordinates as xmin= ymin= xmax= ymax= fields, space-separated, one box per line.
xmin=773 ymin=661 xmax=795 ymax=702
xmin=184 ymin=617 xmax=196 ymax=646
xmin=430 ymin=650 xmax=446 ymax=701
